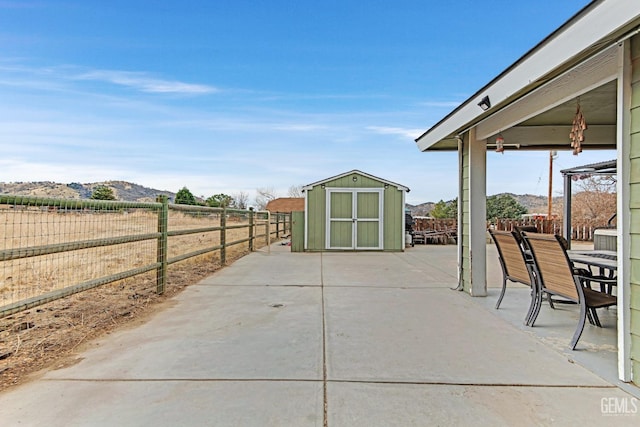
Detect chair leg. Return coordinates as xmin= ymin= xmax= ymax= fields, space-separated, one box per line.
xmin=524 ymin=286 xmax=537 ymax=326
xmin=495 ymin=277 xmax=507 ymax=309
xmin=570 ymin=303 xmax=587 ymax=350
xmin=528 ymin=288 xmax=544 ymax=327
xmin=590 ymin=308 xmax=602 ymax=327
xmin=547 ymin=295 xmax=555 ymax=309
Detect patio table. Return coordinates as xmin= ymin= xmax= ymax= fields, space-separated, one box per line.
xmin=568 ymin=249 xmax=617 ymax=271
xmin=568 ymin=249 xmax=617 ymax=294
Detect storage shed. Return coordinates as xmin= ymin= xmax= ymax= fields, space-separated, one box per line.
xmin=301 ymin=170 xmax=409 ymax=251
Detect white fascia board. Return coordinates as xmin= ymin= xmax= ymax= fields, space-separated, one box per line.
xmin=416 ymin=0 xmax=640 ymax=151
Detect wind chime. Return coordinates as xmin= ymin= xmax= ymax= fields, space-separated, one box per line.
xmin=495 ymin=134 xmax=504 ymax=153
xmin=570 ymin=100 xmax=587 ymax=155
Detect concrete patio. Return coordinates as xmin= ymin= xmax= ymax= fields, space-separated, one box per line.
xmin=0 ymin=243 xmax=637 ymax=426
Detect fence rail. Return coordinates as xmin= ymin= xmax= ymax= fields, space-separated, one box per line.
xmin=0 ymin=195 xmax=290 ymax=318
xmin=414 ymin=217 xmax=606 ymax=242
xmin=491 ymin=218 xmax=602 ymax=241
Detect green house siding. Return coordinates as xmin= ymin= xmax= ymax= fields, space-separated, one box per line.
xmin=460 ymin=142 xmax=471 ymax=292
xmin=630 ymin=34 xmax=640 ymax=381
xmin=304 ymin=171 xmax=406 ymax=251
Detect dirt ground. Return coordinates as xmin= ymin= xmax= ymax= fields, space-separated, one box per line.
xmin=0 ymin=250 xmax=251 ymax=393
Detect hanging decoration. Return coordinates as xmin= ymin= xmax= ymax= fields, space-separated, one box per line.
xmin=569 ymin=100 xmax=587 ymax=155
xmin=495 ymin=134 xmax=504 ymax=153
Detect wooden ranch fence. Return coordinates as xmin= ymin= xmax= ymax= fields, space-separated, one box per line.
xmin=412 ymin=218 xmax=457 ymax=244
xmin=414 ymin=217 xmax=605 ymax=242
xmin=0 ymin=195 xmax=291 ymax=318
xmin=491 ymin=218 xmax=602 ymax=241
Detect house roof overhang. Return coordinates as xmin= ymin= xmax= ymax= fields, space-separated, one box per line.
xmin=415 ymin=0 xmax=640 ymax=152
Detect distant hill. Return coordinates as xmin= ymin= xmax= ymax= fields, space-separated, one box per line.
xmin=405 ymin=201 xmax=435 ymax=217
xmin=406 ymin=192 xmax=561 ymax=217
xmin=510 ymin=193 xmax=561 ymax=214
xmin=0 ymin=181 xmax=176 ymax=203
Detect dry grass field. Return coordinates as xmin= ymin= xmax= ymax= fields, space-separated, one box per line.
xmin=0 ymin=207 xmax=275 ymax=392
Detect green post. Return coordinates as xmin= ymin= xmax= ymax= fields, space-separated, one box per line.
xmin=156 ymin=195 xmax=168 ymax=294
xmin=220 ymin=206 xmax=227 ymax=265
xmin=249 ymin=207 xmax=254 ymax=251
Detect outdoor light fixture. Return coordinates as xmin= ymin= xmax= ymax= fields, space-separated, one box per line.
xmin=321 ymin=183 xmax=326 ymax=189
xmin=352 ymin=176 xmax=358 ymax=182
xmin=384 ymin=184 xmax=389 ymax=189
xmin=478 ymin=96 xmax=491 ymax=111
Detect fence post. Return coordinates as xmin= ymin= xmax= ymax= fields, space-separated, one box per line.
xmin=220 ymin=206 xmax=227 ymax=265
xmin=156 ymin=195 xmax=168 ymax=294
xmin=283 ymin=213 xmax=287 ymax=235
xmin=275 ymin=212 xmax=280 ymax=238
xmin=286 ymin=213 xmax=291 ymax=235
xmin=266 ymin=211 xmax=271 ymax=249
xmin=282 ymin=213 xmax=287 ymax=235
xmin=249 ymin=207 xmax=255 ymax=251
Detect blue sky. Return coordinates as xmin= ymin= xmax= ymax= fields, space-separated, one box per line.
xmin=0 ymin=0 xmax=610 ymax=205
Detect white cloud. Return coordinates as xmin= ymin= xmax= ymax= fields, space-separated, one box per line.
xmin=0 ymin=62 xmax=218 ymax=97
xmin=366 ymin=126 xmax=424 ymax=140
xmin=0 ymin=158 xmax=131 ymax=184
xmin=74 ymin=69 xmax=218 ymax=94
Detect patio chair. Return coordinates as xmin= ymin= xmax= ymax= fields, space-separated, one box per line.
xmin=488 ymin=229 xmax=538 ymax=325
xmin=513 ymin=225 xmax=538 ymax=245
xmin=514 ymin=225 xmax=576 ymax=310
xmin=522 ymin=232 xmax=617 ymax=350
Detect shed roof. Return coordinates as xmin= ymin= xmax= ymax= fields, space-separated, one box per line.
xmin=265 ymin=198 xmax=305 ymax=212
xmin=560 ymin=159 xmax=616 ymax=176
xmin=415 ymin=0 xmax=640 ymax=152
xmin=302 ymin=170 xmax=410 ymax=192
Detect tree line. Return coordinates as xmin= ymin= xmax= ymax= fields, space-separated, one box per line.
xmin=89 ymin=184 xmax=303 ymax=210
xmin=90 ymin=185 xmax=249 ymax=208
xmin=427 ymin=175 xmax=616 ymax=225
xmin=428 ymin=194 xmax=528 ymax=220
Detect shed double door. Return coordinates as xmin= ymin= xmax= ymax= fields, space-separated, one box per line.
xmin=326 ymin=189 xmax=383 ymax=250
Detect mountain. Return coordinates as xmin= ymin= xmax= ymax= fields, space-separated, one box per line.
xmin=405 ymin=202 xmax=435 ymax=217
xmin=0 ymin=181 xmax=176 ymax=203
xmin=406 ymin=193 xmax=561 ymax=217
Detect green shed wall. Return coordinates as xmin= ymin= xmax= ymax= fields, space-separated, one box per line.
xmin=383 ymin=186 xmax=403 ymax=251
xmin=306 ymin=186 xmax=326 ymax=250
xmin=629 ymin=34 xmax=640 ymax=383
xmin=305 ymin=172 xmax=405 ymax=251
xmin=291 ymin=211 xmax=305 ymax=252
